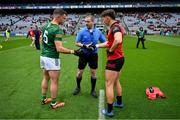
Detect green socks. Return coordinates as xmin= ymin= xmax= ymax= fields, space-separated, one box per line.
xmin=51 ymin=98 xmax=58 ymax=105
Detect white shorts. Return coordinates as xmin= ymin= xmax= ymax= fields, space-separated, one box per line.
xmin=40 ymin=56 xmax=61 ymax=70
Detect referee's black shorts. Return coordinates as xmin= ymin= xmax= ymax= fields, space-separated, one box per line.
xmin=78 ymin=53 xmax=98 ymax=70
xmin=106 ymin=57 xmax=125 ymax=72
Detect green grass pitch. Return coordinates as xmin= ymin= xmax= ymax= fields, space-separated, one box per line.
xmin=0 ymin=35 xmax=180 ymax=119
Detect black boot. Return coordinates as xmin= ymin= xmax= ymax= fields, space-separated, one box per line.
xmin=72 ymin=77 xmax=82 ymax=95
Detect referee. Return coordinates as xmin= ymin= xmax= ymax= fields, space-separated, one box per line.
xmin=72 ymin=14 xmax=106 ymax=98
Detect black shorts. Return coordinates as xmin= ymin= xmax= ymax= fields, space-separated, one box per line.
xmin=106 ymin=57 xmax=125 ymax=72
xmin=78 ymin=53 xmax=98 ymax=70
xmin=138 ymin=38 xmax=145 ymax=41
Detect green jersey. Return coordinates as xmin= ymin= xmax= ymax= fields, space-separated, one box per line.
xmin=41 ymin=22 xmax=63 ymax=59
xmin=136 ymin=30 xmax=145 ymax=39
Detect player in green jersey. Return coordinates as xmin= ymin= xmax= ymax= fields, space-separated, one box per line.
xmin=40 ymin=9 xmax=83 ymax=109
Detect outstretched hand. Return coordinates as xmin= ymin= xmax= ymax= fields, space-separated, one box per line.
xmin=74 ymin=49 xmax=84 ymax=56
xmin=106 ymin=48 xmax=114 ymax=55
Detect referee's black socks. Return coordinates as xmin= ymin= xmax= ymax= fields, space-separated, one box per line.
xmin=76 ymin=77 xmax=82 ymax=89
xmin=91 ymin=76 xmax=96 ymax=92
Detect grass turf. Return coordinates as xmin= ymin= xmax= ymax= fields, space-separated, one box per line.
xmin=0 ymin=35 xmax=179 ymax=119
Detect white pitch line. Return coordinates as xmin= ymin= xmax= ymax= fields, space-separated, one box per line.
xmin=98 ymin=89 xmax=105 ymax=120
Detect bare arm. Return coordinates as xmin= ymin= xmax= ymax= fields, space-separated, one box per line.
xmin=75 ymin=42 xmax=84 ymax=48
xmin=40 ymin=33 xmax=42 ymax=44
xmin=96 ymin=41 xmax=108 ymax=48
xmin=55 ymin=41 xmax=74 ymax=54
xmin=109 ymin=32 xmax=122 ymax=52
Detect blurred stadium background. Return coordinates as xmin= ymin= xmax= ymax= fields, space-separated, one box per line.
xmin=0 ymin=0 xmax=179 ymax=36
xmin=0 ymin=0 xmax=180 ymax=119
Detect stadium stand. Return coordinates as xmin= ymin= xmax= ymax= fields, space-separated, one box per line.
xmin=123 ymin=12 xmax=180 ymax=35
xmin=0 ymin=12 xmax=179 ymax=36
xmin=0 ymin=14 xmax=79 ymax=35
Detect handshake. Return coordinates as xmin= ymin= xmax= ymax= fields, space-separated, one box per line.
xmin=82 ymin=43 xmax=97 ymax=51
xmin=72 ymin=49 xmax=84 ymax=57
xmin=72 ymin=43 xmax=98 ymax=57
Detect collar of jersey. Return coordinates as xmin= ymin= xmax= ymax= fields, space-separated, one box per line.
xmin=110 ymin=21 xmax=119 ymax=29
xmin=85 ymin=27 xmax=96 ymax=32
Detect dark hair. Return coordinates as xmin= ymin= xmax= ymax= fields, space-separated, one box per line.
xmin=53 ymin=9 xmax=67 ymax=16
xmin=101 ymin=9 xmax=116 ymax=20
xmin=139 ymin=27 xmax=143 ymax=30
